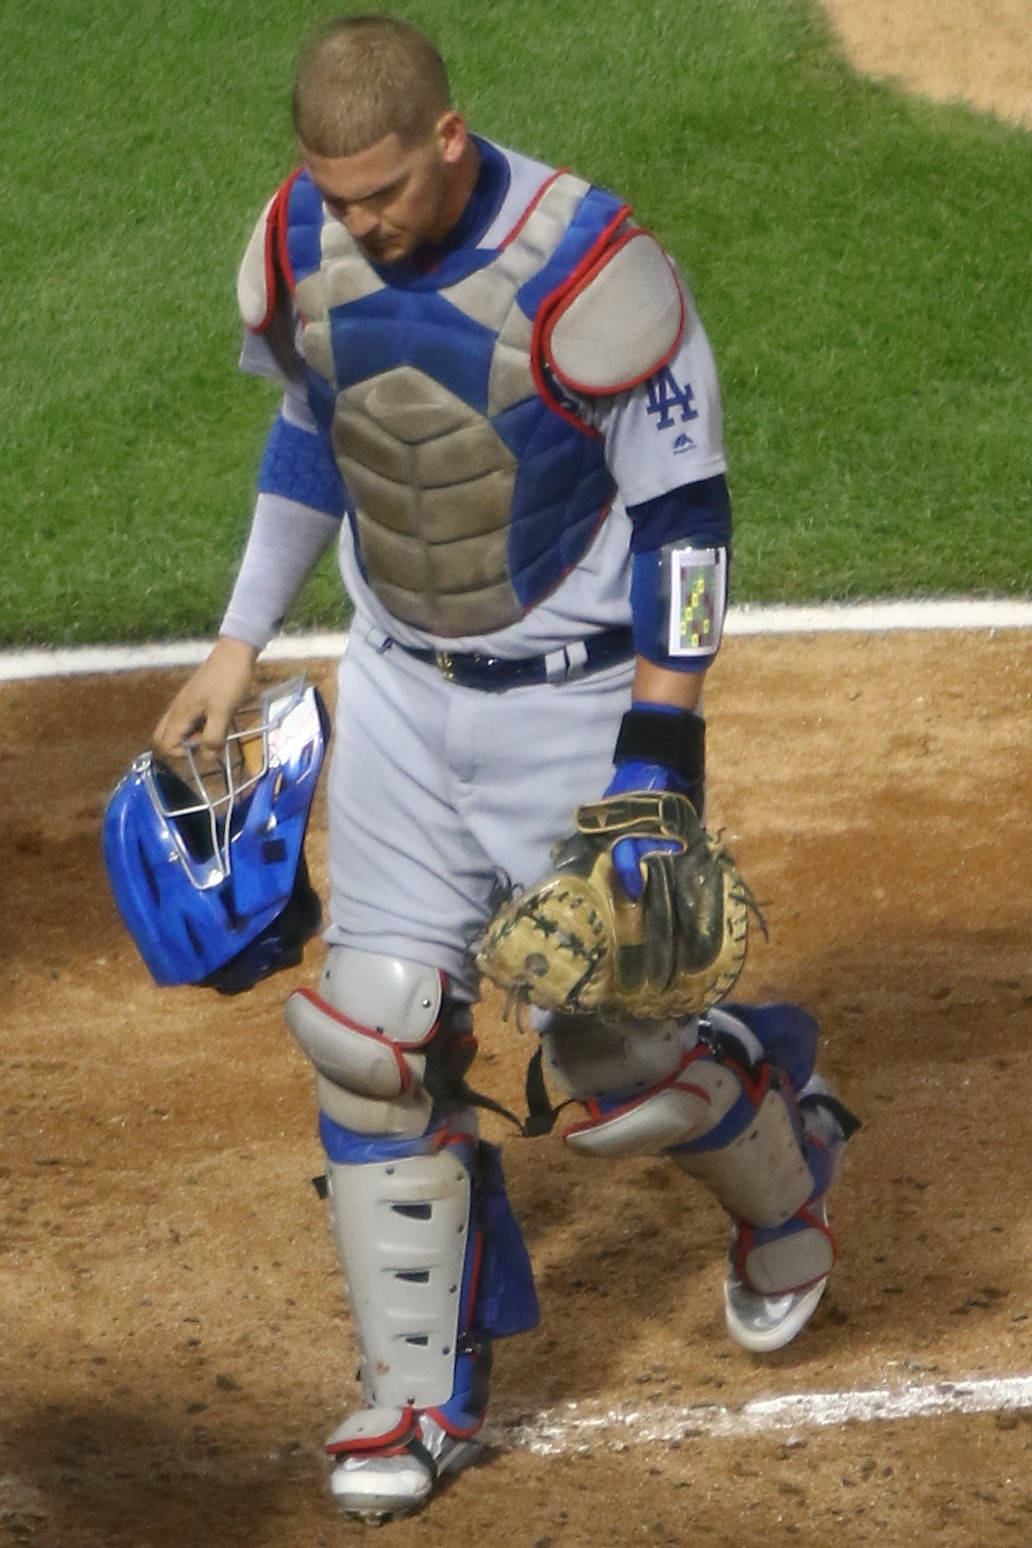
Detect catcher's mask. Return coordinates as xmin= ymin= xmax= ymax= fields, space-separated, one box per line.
xmin=103 ymin=676 xmax=329 ymax=994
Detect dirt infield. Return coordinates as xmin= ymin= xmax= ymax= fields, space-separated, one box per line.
xmin=4 ymin=626 xmax=1031 ymax=1547
xmin=821 ymin=0 xmax=1032 ymax=127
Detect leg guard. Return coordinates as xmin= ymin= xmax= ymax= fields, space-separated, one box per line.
xmin=548 ymin=1003 xmax=856 ymax=1301
xmin=284 ymin=947 xmax=538 ymax=1514
xmin=319 ymin=1117 xmax=538 ymax=1431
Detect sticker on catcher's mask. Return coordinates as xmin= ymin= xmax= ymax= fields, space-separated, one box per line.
xmin=666 ymin=544 xmax=727 ymax=659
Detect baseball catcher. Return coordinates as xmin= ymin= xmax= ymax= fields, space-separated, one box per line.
xmin=135 ymin=14 xmax=859 ymax=1525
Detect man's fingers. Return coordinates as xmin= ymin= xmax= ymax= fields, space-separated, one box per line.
xmin=153 ymin=702 xmax=212 ymax=758
xmin=612 ymin=836 xmax=682 ymax=901
xmin=612 ymin=837 xmax=646 ymax=900
xmin=194 ymin=714 xmax=233 ymax=758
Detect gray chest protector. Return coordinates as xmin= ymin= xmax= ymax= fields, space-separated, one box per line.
xmin=238 ymin=164 xmax=685 ymax=636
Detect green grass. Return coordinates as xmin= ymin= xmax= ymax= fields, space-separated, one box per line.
xmin=3 ymin=0 xmax=1030 ymax=645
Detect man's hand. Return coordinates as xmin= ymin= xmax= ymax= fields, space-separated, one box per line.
xmin=152 ymin=636 xmax=259 ymax=757
xmin=603 ymin=759 xmax=685 ymax=899
xmin=603 ymin=691 xmax=708 ymax=900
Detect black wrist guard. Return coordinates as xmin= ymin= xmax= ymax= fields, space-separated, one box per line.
xmin=618 ymin=712 xmax=705 ymax=786
xmin=613 ymin=706 xmax=706 ymax=791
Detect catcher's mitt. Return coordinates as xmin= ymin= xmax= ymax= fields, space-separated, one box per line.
xmin=476 ymin=791 xmax=760 ymax=1019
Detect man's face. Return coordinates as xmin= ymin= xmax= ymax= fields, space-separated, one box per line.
xmin=302 ymin=114 xmax=468 ymax=265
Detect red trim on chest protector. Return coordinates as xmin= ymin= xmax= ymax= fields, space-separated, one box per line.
xmin=542 ymin=226 xmax=685 ymax=396
xmin=529 ymin=202 xmax=631 ymax=430
xmin=252 ymin=167 xmax=304 ymax=333
xmin=497 ymin=167 xmax=568 ymax=250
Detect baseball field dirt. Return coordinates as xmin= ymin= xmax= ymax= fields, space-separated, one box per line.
xmin=4 ymin=4 xmax=1031 ymax=1544
xmin=4 ymin=625 xmax=1032 ymax=1548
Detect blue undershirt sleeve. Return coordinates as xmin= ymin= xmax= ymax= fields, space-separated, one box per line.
xmin=626 ymin=474 xmax=732 ymax=553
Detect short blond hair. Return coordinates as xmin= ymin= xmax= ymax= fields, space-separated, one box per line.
xmin=292 ymin=14 xmax=452 ymax=156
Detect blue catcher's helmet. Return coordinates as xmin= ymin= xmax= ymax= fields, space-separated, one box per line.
xmin=103 ymin=676 xmax=330 ymax=994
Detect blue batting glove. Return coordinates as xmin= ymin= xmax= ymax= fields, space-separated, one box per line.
xmin=603 ymin=759 xmax=686 ymax=900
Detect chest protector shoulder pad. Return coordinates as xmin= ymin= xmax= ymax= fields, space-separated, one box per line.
xmin=539 ymin=229 xmax=686 ymax=395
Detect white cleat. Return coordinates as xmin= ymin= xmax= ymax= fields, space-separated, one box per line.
xmin=723 ymin=1268 xmax=828 ymax=1353
xmin=329 ymin=1414 xmax=482 ymax=1523
xmin=724 ymin=1200 xmax=832 ymax=1353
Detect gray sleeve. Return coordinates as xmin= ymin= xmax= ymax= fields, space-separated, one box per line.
xmin=219 ymin=491 xmax=340 ymax=650
xmin=570 ymin=278 xmax=727 ymax=505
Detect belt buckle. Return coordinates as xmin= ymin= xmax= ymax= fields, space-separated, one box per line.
xmin=434 ymin=649 xmax=456 ymax=681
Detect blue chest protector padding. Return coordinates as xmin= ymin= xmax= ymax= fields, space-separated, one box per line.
xmin=282 ymin=170 xmax=623 ymax=612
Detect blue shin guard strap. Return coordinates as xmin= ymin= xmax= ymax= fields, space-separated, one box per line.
xmin=474 ymin=1142 xmax=540 ymax=1339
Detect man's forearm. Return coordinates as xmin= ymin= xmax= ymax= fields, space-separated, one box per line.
xmin=631 ymin=657 xmax=707 ymax=712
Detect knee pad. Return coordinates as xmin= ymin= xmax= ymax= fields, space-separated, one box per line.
xmin=539 ymin=1009 xmax=699 ymax=1102
xmin=320 ymin=1114 xmax=538 ymax=1437
xmin=563 ymin=1003 xmax=848 ymax=1227
xmin=285 ymin=946 xmax=476 ymax=1138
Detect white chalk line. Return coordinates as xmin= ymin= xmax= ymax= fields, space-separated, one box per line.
xmin=2 ymin=597 xmax=1030 ymax=683
xmin=487 ymin=1372 xmax=1032 ymax=1454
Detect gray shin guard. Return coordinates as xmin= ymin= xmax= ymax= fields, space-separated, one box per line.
xmin=285 ymin=947 xmax=494 ymax=1443
xmin=325 ymin=1138 xmax=477 ymax=1414
xmin=320 ymin=1122 xmax=538 ymax=1456
xmin=550 ymin=1006 xmax=849 ymax=1295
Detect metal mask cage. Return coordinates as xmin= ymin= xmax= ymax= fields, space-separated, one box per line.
xmin=138 ymin=676 xmax=311 ymax=890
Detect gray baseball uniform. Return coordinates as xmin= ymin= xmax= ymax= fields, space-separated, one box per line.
xmin=221 ymin=127 xmax=851 ymax=1518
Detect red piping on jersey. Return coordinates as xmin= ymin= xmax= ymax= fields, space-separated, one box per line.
xmin=541 ymin=226 xmax=686 ymax=397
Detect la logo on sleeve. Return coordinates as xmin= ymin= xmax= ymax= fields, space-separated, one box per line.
xmin=645 ymin=367 xmax=698 ymax=431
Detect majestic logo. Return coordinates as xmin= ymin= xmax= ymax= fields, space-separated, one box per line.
xmin=673 ymin=432 xmax=695 ymax=454
xmin=645 ymin=367 xmax=698 ymax=432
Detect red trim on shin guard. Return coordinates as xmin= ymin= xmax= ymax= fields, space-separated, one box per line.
xmin=733 ymin=1206 xmax=838 ymax=1296
xmin=560 ymin=1042 xmax=722 ymax=1144
xmin=326 ymin=1407 xmax=418 ymax=1457
xmin=292 ymin=983 xmax=449 ymax=1094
